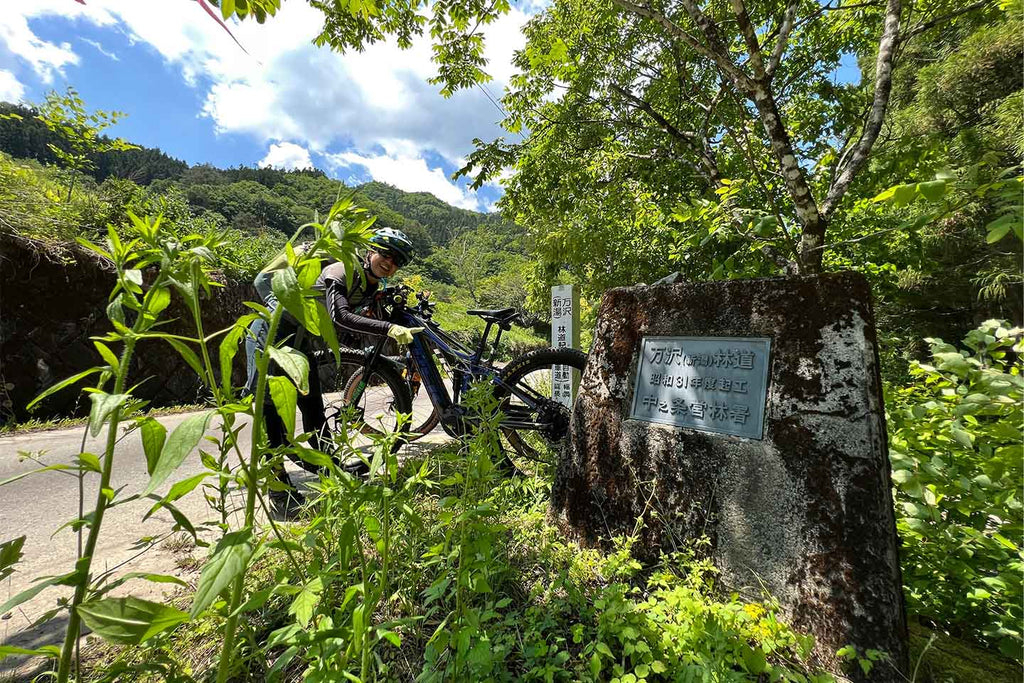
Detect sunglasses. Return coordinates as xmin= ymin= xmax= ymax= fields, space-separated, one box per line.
xmin=377 ymin=249 xmax=409 ymax=268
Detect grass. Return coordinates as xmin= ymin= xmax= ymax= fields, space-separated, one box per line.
xmin=431 ymin=301 xmax=548 ymax=360
xmin=0 ymin=403 xmax=207 ymax=436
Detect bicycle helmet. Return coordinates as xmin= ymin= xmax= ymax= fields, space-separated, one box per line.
xmin=368 ymin=227 xmax=414 ymax=267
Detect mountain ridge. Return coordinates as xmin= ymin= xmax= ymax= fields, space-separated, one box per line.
xmin=0 ymin=100 xmax=504 ymax=256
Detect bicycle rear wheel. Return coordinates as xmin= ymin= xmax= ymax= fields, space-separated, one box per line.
xmin=494 ymin=348 xmax=587 ymax=470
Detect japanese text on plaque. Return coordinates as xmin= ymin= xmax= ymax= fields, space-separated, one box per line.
xmin=630 ymin=337 xmax=771 ymax=439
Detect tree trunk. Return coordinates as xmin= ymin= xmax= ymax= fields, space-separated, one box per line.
xmin=749 ymin=85 xmax=826 ymax=273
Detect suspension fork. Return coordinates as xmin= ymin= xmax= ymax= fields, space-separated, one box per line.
xmin=347 ymin=335 xmax=390 ymax=406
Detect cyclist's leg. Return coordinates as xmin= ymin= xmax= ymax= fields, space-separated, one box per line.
xmin=243 ymin=318 xmax=268 ymax=396
xmin=264 ymin=398 xmax=287 ymax=449
xmin=263 ymin=389 xmax=301 ymax=498
xmin=298 ymin=359 xmax=326 ymax=452
xmin=259 ymin=321 xmax=305 ymax=498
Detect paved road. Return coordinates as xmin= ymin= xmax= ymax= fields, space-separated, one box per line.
xmin=0 ymin=408 xmax=449 ymax=678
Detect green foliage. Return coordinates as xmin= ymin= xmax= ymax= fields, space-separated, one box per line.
xmin=0 ymin=152 xmax=102 ymax=242
xmin=430 ymin=300 xmax=547 ymax=360
xmin=212 ymin=0 xmax=282 ymax=23
xmin=887 ymin=320 xmax=1023 ymax=658
xmin=77 ymin=597 xmax=190 ymax=645
xmin=24 ymin=87 xmax=137 ymax=201
xmin=824 ymin=6 xmax=1024 ymax=370
xmin=0 ymin=151 xmax=285 ymax=278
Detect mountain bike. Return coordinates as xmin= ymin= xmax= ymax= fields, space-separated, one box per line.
xmin=307 ymin=285 xmax=587 ymax=471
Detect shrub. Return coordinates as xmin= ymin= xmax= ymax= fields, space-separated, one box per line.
xmin=887 ymin=320 xmax=1023 ymax=659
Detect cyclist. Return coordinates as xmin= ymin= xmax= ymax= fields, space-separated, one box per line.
xmin=248 ymin=226 xmax=423 ymax=518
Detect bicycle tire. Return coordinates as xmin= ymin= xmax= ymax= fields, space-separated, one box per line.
xmin=300 ymin=349 xmax=412 ymax=473
xmin=494 ymin=347 xmax=588 ymax=469
xmin=341 ymin=367 xmax=441 ymax=441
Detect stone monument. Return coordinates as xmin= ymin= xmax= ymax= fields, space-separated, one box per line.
xmin=550 ymin=272 xmax=908 ymax=679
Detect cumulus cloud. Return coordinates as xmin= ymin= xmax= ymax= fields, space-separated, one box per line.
xmin=0 ymin=11 xmax=81 ymax=83
xmin=259 ymin=141 xmax=313 ymax=170
xmin=0 ymin=0 xmax=535 ymax=207
xmin=325 ymin=148 xmax=485 ymax=211
xmin=0 ymin=69 xmax=25 ymax=102
xmin=194 ymin=6 xmax=528 ymax=164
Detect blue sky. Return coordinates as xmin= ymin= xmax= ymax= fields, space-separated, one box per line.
xmin=0 ymin=2 xmax=864 ymax=213
xmin=0 ymin=2 xmax=526 ymax=211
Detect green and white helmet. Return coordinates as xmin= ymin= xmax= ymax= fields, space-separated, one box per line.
xmin=369 ymin=227 xmax=414 ymax=267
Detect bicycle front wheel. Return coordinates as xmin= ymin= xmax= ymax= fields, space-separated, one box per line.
xmin=342 ymin=367 xmax=439 ymax=441
xmin=494 ymin=347 xmax=588 ymax=470
xmin=318 ymin=350 xmax=412 ymax=466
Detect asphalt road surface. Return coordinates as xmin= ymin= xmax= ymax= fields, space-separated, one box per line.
xmin=0 ymin=407 xmax=448 ymax=678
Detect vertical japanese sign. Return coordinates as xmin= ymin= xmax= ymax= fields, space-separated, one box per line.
xmin=551 ymin=284 xmax=580 ymax=406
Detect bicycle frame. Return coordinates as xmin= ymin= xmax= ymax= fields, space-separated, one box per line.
xmin=391 ymin=308 xmax=555 ymax=436
xmin=333 ymin=286 xmax=564 ymax=441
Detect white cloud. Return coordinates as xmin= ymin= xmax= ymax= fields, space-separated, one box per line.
xmin=326 ymin=149 xmax=485 ymax=211
xmin=81 ymin=38 xmax=119 ymax=61
xmin=259 ymin=141 xmax=312 ymax=170
xmin=0 ymin=0 xmax=537 ymax=205
xmin=0 ymin=69 xmax=25 ymax=102
xmin=0 ymin=11 xmax=81 ymax=83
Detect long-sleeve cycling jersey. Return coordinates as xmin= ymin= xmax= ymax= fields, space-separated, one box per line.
xmin=253 ymin=251 xmax=392 ymax=341
xmin=313 ymin=261 xmax=392 ymax=338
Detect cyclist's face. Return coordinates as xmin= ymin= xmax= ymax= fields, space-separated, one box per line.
xmin=368 ymin=250 xmax=400 ymax=279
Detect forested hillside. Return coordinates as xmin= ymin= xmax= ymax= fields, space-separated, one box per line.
xmin=0 ymin=99 xmax=542 ymax=337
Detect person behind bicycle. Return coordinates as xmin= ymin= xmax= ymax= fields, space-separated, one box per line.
xmin=250 ymin=226 xmax=423 ymax=518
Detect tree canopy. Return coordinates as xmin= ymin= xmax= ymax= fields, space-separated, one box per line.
xmin=260 ymin=0 xmax=1017 ymax=306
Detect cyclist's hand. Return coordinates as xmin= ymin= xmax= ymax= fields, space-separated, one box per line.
xmin=387 ymin=325 xmax=425 ymax=345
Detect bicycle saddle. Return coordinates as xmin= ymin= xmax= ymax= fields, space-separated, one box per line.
xmin=466 ymin=307 xmax=517 ymax=324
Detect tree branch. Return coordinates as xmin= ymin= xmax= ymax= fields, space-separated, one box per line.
xmin=609 ymin=82 xmax=721 ymax=185
xmin=900 ymin=0 xmax=993 ymax=42
xmin=729 ymin=0 xmax=766 ymax=78
xmin=609 ymin=83 xmax=697 ymax=143
xmin=611 ymin=0 xmax=753 ymax=92
xmin=766 ymin=0 xmax=799 ymax=79
xmin=820 ymin=0 xmax=901 ymax=218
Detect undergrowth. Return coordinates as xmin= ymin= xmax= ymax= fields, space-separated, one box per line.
xmin=0 ymin=403 xmax=207 ymax=437
xmin=77 ymin=438 xmax=834 ymax=682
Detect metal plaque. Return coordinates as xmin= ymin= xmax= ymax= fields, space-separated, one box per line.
xmin=629 ymin=336 xmax=772 ymax=439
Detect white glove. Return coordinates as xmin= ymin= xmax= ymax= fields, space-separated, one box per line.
xmin=387 ymin=325 xmax=424 ymax=345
